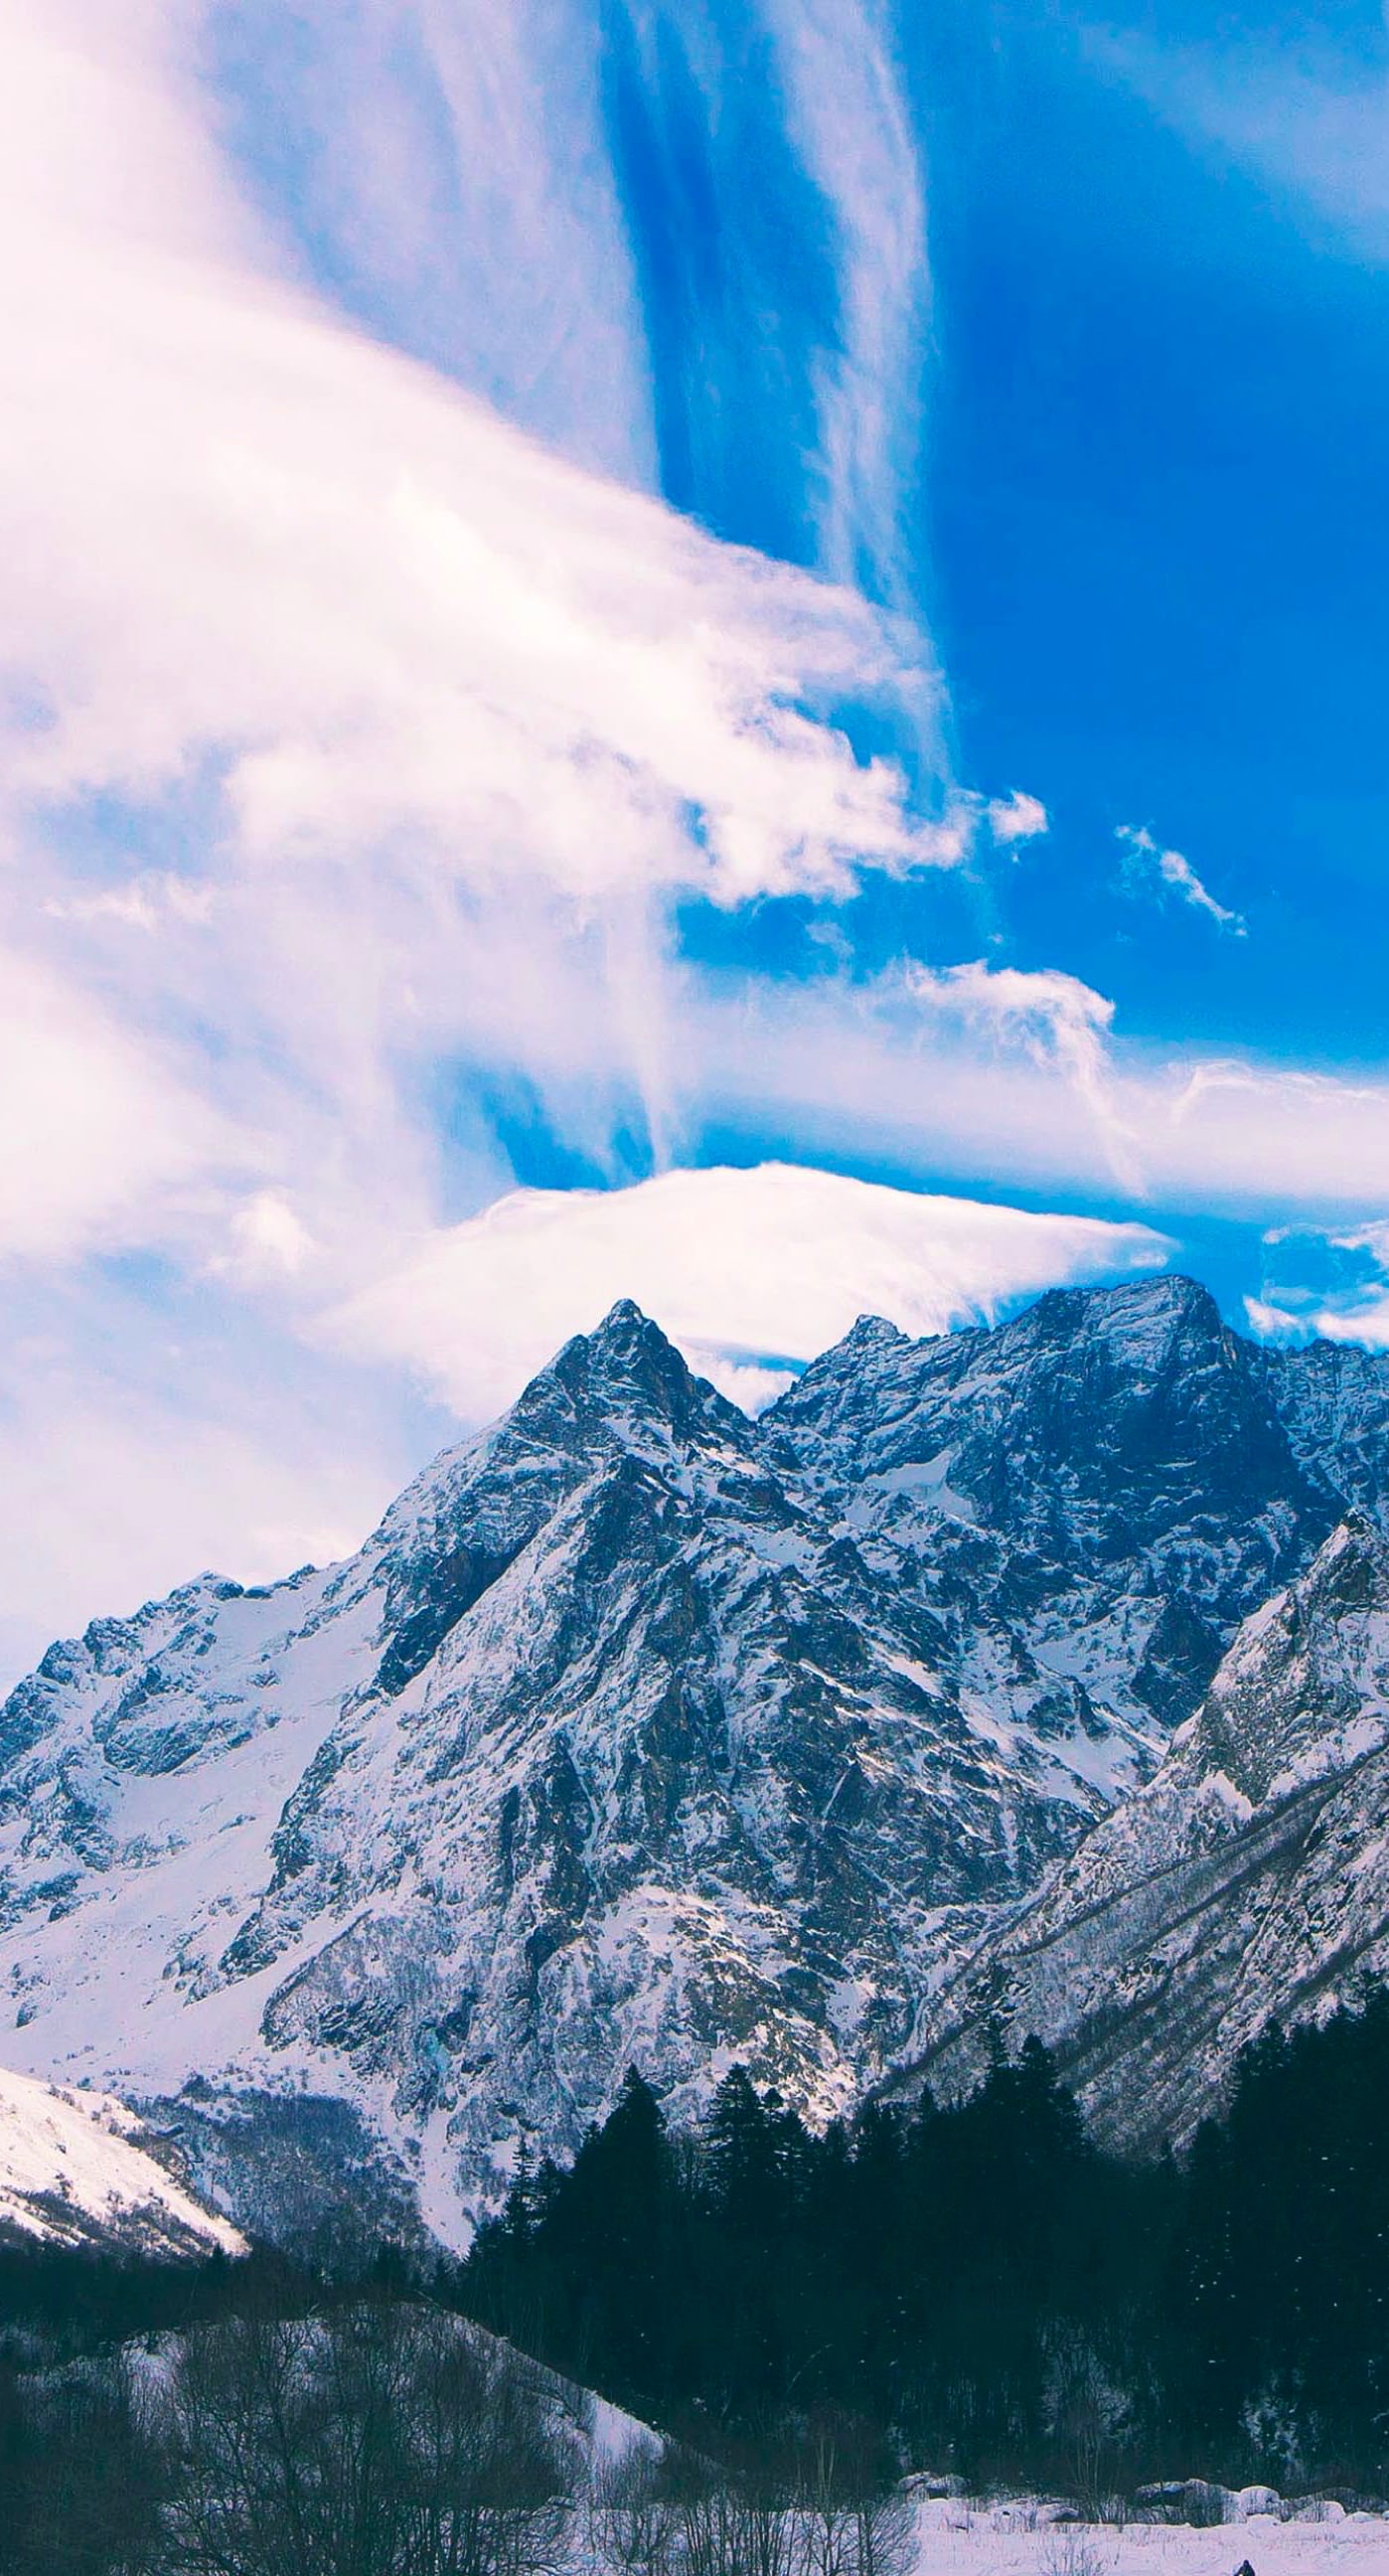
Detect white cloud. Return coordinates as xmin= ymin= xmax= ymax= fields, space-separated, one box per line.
xmin=208 ymin=0 xmax=659 ymax=489
xmin=1117 ymin=824 xmax=1246 ymax=934
xmin=987 ymin=789 xmax=1049 ymax=847
xmin=0 ymin=1262 xmax=442 ymax=1687
xmin=214 ymin=1191 xmax=316 ymax=1287
xmin=0 ymin=0 xmax=955 ymax=1274
xmin=0 ymin=941 xmax=223 ymax=1260
xmin=1243 ymin=1297 xmax=1305 ymax=1342
xmin=1315 ymin=1301 xmax=1389 ymax=1351
xmin=1246 ymin=1219 xmax=1389 ymax=1356
xmin=905 ymin=958 xmax=1114 ymax=1088
xmin=206 ymin=0 xmax=933 ymax=631
xmin=756 ymin=0 xmax=929 ymax=613
xmin=685 ymin=969 xmax=1389 ymax=1220
xmin=902 ymin=957 xmax=1136 ymax=1183
xmin=330 ymin=1161 xmax=1170 ymax=1420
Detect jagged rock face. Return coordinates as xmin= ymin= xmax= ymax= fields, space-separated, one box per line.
xmin=1270 ymin=1338 xmax=1389 ymax=1518
xmin=1 ymin=1279 xmax=1388 ymax=2238
xmin=767 ymin=1275 xmax=1358 ymax=1730
xmin=897 ymin=1520 xmax=1389 ymax=2153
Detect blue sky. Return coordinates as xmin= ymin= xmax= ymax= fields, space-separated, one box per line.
xmin=211 ymin=0 xmax=1389 ymax=1127
xmin=0 ymin=0 xmax=1386 ymax=1670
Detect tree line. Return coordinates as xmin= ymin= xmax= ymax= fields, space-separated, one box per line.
xmin=1 ymin=2278 xmax=914 ymax=2576
xmin=459 ymin=1995 xmax=1389 ymax=2497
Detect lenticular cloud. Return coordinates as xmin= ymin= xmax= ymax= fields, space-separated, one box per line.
xmin=331 ymin=1162 xmax=1170 ymax=1418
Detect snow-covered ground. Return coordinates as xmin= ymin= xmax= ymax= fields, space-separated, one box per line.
xmin=0 ymin=2061 xmax=244 ymax=2254
xmin=913 ymin=2497 xmax=1389 ymax=2575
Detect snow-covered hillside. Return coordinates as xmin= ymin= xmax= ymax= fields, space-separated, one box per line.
xmin=1 ymin=1279 xmax=1388 ymax=2240
xmin=0 ymin=2061 xmax=244 ymax=2255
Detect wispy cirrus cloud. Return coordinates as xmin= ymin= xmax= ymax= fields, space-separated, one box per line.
xmin=209 ymin=0 xmax=933 ymax=631
xmin=1090 ymin=18 xmax=1389 ymax=266
xmin=903 ymin=958 xmax=1134 ymax=1181
xmin=683 ymin=965 xmax=1389 ymax=1219
xmin=1117 ymin=823 xmax=1246 ymax=934
xmin=0 ymin=0 xmax=953 ymax=1270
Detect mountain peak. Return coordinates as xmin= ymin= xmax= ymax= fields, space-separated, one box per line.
xmin=1302 ymin=1509 xmax=1389 ymax=1599
xmin=1113 ymin=1270 xmax=1225 ymax=1329
xmin=7 ymin=1269 xmax=1389 ymax=2239
xmin=1020 ymin=1270 xmax=1221 ymax=1343
xmin=843 ymin=1312 xmax=912 ymax=1351
xmin=542 ymin=1297 xmax=731 ymax=1437
xmin=589 ymin=1295 xmax=652 ymax=1338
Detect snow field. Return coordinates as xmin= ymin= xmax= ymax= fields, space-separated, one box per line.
xmin=911 ymin=2498 xmax=1389 ymax=2576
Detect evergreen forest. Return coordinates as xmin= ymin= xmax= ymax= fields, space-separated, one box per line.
xmin=460 ymin=1996 xmax=1389 ymax=2497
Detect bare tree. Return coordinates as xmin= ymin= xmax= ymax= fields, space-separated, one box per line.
xmin=2 ymin=2355 xmax=163 ymax=2576
xmin=400 ymin=2315 xmax=574 ymax=2576
xmin=161 ymin=2303 xmax=575 ymax=2576
xmin=1040 ymin=2327 xmax=1133 ymax=2519
xmin=795 ymin=2414 xmax=914 ymax=2576
xmin=584 ymin=2449 xmax=679 ymax=2576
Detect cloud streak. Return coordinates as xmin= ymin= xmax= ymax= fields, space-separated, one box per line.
xmin=685 ymin=966 xmax=1389 ymax=1220
xmin=1117 ymin=824 xmax=1246 ymax=934
xmin=1091 ymin=20 xmax=1389 ymax=266
xmin=209 ymin=0 xmax=933 ymax=637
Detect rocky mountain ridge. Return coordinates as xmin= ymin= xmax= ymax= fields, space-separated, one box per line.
xmin=1 ymin=1276 xmax=1387 ymax=2240
xmin=897 ymin=1514 xmax=1389 ymax=2152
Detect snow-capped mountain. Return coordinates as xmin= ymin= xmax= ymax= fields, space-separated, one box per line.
xmin=0 ymin=2061 xmax=245 ymax=2256
xmin=899 ymin=1516 xmax=1389 ymax=2151
xmin=1 ymin=1278 xmax=1387 ymax=2239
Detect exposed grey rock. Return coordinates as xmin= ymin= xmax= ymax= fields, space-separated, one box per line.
xmin=768 ymin=1274 xmax=1352 ymax=1732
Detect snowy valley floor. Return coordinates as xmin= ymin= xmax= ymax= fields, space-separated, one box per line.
xmin=912 ymin=2501 xmax=1389 ymax=2575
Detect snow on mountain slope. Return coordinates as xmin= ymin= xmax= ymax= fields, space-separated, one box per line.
xmin=2 ymin=1279 xmax=1389 ymax=2239
xmin=897 ymin=1518 xmax=1389 ymax=2151
xmin=0 ymin=1304 xmax=1131 ymax=2240
xmin=0 ymin=2062 xmax=244 ymax=2255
